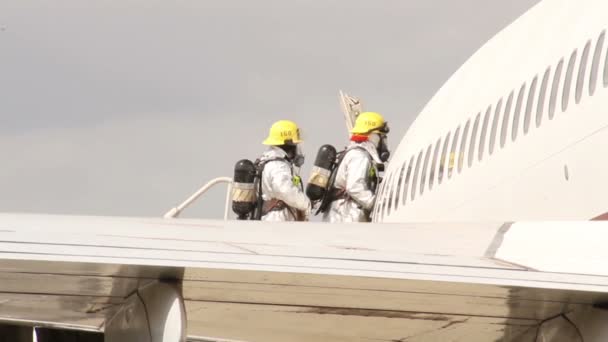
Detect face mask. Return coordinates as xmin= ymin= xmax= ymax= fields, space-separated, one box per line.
xmin=284 ymin=144 xmax=305 ymax=167
xmin=368 ymin=133 xmax=390 ymax=162
xmin=293 ymin=154 xmax=305 ymax=167
xmin=295 ymin=144 xmax=306 ymax=167
xmin=378 ymin=136 xmax=390 ymax=162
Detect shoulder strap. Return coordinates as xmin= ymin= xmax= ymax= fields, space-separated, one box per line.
xmin=314 ymin=148 xmax=348 ymax=215
xmin=335 ymin=145 xmax=379 ymax=191
xmin=255 ymin=157 xmax=287 ymax=169
xmin=345 ymin=145 xmax=373 ymax=160
xmin=252 ymin=157 xmax=291 ymax=220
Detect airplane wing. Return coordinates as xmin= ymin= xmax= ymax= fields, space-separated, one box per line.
xmin=0 ymin=214 xmax=607 ymax=341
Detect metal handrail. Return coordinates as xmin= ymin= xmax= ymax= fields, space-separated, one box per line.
xmin=163 ymin=177 xmax=233 ymax=220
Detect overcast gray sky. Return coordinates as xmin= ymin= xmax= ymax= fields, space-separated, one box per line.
xmin=0 ymin=0 xmax=540 ymax=218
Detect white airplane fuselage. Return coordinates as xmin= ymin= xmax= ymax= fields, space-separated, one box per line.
xmin=4 ymin=1 xmax=608 ymax=342
xmin=375 ymin=0 xmax=608 ymax=222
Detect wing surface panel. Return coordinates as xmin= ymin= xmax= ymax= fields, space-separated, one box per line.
xmin=0 ymin=214 xmax=607 ymax=341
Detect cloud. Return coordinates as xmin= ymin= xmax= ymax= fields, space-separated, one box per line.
xmin=0 ymin=0 xmax=540 ymax=217
xmin=0 ymin=115 xmax=238 ymax=217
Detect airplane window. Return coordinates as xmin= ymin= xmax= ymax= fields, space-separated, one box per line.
xmin=549 ymin=59 xmax=564 ymax=119
xmin=382 ymin=172 xmax=395 ymax=217
xmin=381 ymin=197 xmax=388 ymax=220
xmin=438 ymin=132 xmax=451 ymax=184
xmin=576 ymin=41 xmax=591 ymax=104
xmin=489 ymin=99 xmax=503 ymax=155
xmin=449 ymin=127 xmax=461 ymax=179
xmin=385 ymin=171 xmax=395 ymax=216
xmin=458 ymin=120 xmax=470 ymax=173
xmin=500 ymin=92 xmax=514 ymax=148
xmin=391 ymin=168 xmax=401 ymax=213
xmin=512 ymin=83 xmax=526 ymax=142
xmin=590 ymin=31 xmax=605 ymax=96
xmin=478 ymin=106 xmax=491 ymax=161
xmin=373 ymin=195 xmax=381 ymax=220
xmin=468 ymin=113 xmax=480 ymax=168
xmin=524 ymin=76 xmax=538 ymax=135
xmin=429 ymin=138 xmax=442 ymax=190
xmin=402 ymin=156 xmax=414 ymax=205
xmin=562 ymin=49 xmax=578 ymax=112
xmin=380 ymin=173 xmax=392 ymax=219
xmin=604 ymin=34 xmax=608 ymax=87
xmin=380 ymin=194 xmax=389 ymax=220
xmin=420 ymin=144 xmax=432 ymax=196
xmin=410 ymin=151 xmax=423 ymax=201
xmin=383 ymin=177 xmax=392 ymax=217
xmin=394 ymin=162 xmax=406 ymax=210
xmin=374 ymin=176 xmax=385 ymax=219
xmin=373 ymin=180 xmax=384 ymax=219
xmin=420 ymin=145 xmax=433 ymax=195
xmin=536 ymin=67 xmax=551 ymax=128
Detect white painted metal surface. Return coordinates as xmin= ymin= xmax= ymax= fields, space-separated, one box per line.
xmin=378 ymin=0 xmax=608 ymax=222
xmin=1 ymin=214 xmax=608 ymax=341
xmin=4 ymin=0 xmax=608 ymax=341
xmin=164 ymin=177 xmax=233 ymax=220
xmin=496 ymin=221 xmax=608 ymax=276
xmin=105 ymin=281 xmax=186 ymax=342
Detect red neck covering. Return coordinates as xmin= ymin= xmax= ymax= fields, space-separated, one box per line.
xmin=350 ymin=134 xmax=369 ymax=143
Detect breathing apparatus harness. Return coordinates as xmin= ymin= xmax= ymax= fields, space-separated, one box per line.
xmin=231 ymin=151 xmax=302 ymax=220
xmin=306 ymin=143 xmax=383 ymax=216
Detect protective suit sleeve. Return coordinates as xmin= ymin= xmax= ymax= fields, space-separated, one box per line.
xmin=266 ymin=161 xmax=311 ymax=211
xmin=344 ymin=154 xmax=375 ymax=210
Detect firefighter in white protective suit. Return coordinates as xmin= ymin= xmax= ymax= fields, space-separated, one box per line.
xmin=257 ymin=120 xmax=311 ymax=221
xmin=324 ymin=112 xmax=390 ymax=223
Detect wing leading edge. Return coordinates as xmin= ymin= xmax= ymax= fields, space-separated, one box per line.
xmin=0 ymin=214 xmax=607 ymax=341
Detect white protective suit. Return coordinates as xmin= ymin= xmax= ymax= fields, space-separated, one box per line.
xmin=259 ymin=146 xmax=311 ymax=221
xmin=324 ymin=141 xmax=382 ymax=223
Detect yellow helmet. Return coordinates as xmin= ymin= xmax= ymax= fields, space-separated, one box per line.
xmin=263 ymin=120 xmax=303 ymax=146
xmin=351 ymin=112 xmax=388 ymax=135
